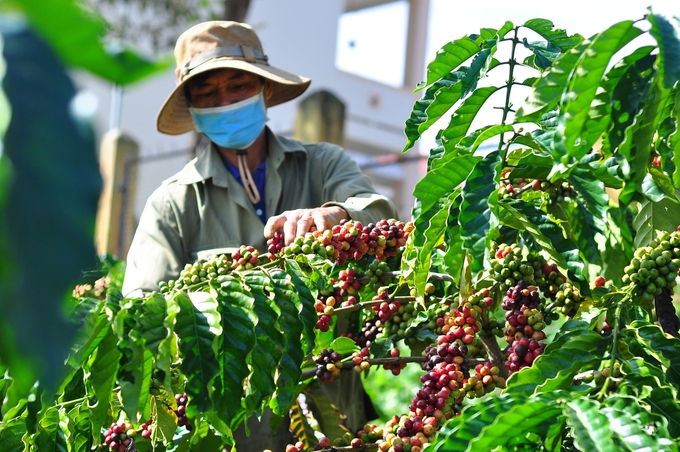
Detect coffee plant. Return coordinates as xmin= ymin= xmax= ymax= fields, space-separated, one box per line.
xmin=1 ymin=5 xmax=680 ymax=452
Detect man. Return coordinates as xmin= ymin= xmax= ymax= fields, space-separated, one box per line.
xmin=123 ymin=20 xmax=397 ymax=295
xmin=122 ymin=20 xmax=396 ymax=451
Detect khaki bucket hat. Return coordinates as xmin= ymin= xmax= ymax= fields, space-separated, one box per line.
xmin=157 ymin=21 xmax=311 ymax=135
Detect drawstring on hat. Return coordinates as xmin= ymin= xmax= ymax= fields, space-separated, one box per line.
xmin=237 ymin=150 xmax=261 ymax=204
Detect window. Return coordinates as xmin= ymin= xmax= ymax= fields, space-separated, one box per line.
xmin=335 ymin=0 xmax=410 ymax=88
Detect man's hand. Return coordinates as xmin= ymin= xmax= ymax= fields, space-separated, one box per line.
xmin=264 ymin=206 xmax=349 ymax=245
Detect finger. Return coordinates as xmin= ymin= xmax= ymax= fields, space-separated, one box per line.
xmin=283 ymin=216 xmax=298 ymax=246
xmin=296 ymin=215 xmax=312 ymax=237
xmin=264 ymin=214 xmax=285 ymax=238
xmin=312 ymin=209 xmax=329 ymax=232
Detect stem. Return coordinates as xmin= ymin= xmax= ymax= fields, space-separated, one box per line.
xmin=56 ymin=396 xmax=88 ymax=408
xmin=478 ymin=333 xmax=509 ymax=379
xmin=498 ymin=26 xmax=520 ymax=155
xmin=329 ymin=296 xmax=418 ymax=316
xmin=301 ymin=356 xmax=488 ymax=380
xmin=319 ymin=443 xmax=380 ymax=452
xmin=598 ymin=303 xmax=622 ymax=399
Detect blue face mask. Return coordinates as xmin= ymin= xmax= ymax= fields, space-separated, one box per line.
xmin=189 ymin=91 xmax=267 ymax=149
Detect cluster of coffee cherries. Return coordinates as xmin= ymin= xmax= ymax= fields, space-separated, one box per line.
xmin=383 ymin=347 xmax=408 ymax=376
xmin=270 ymin=219 xmax=413 ymax=265
xmin=552 ymin=281 xmax=585 ymax=316
xmin=103 ymin=422 xmax=135 ymax=451
xmin=339 ymin=291 xmax=393 ymax=345
xmin=380 ymin=301 xmax=418 ymax=342
xmin=545 ymin=179 xmax=577 ymax=205
xmin=438 ymin=290 xmax=492 ymax=345
xmin=266 ymin=229 xmax=285 ymax=258
xmin=277 ymin=440 xmax=306 ymax=452
xmin=502 ymin=280 xmax=549 ymax=373
xmin=336 ymin=266 xmax=362 ymax=296
xmin=489 ymin=243 xmax=542 ymax=292
xmin=230 ymin=245 xmax=261 ymax=271
xmin=538 ymin=262 xmax=565 ymax=299
xmin=140 ymin=418 xmax=153 ymax=439
xmin=343 ymin=318 xmax=380 ymax=348
xmin=622 ymin=228 xmax=680 ymax=304
xmin=72 ymin=275 xmax=110 ymax=300
xmin=351 ymin=346 xmax=372 ymax=373
xmin=314 ymin=349 xmax=343 ymax=382
xmin=377 ymin=414 xmax=438 ymax=452
xmin=365 ymin=258 xmax=396 ymax=291
xmin=175 ymin=393 xmax=192 ymax=430
xmin=373 ymin=292 xmax=401 ymax=324
xmin=158 ymin=254 xmax=231 ymax=292
xmin=465 ymin=362 xmax=505 ymax=398
xmin=315 ymin=310 xmax=333 ymax=333
xmin=498 ymin=169 xmax=539 ymax=200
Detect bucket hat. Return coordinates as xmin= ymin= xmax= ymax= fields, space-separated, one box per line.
xmin=157 ymin=21 xmax=311 ymax=135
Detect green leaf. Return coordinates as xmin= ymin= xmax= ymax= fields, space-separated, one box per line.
xmin=434 ymin=393 xmax=563 ymax=451
xmin=607 ymin=53 xmax=656 ymax=154
xmin=119 ymin=346 xmax=153 ymax=424
xmin=516 ymin=40 xmax=589 ymax=122
xmin=413 ymin=154 xmax=478 ymax=215
xmin=0 ymin=417 xmax=26 ymax=452
xmin=403 ymin=71 xmax=466 ymax=153
xmin=242 ymin=271 xmax=282 ymax=414
xmin=557 ymin=21 xmax=644 ymax=160
xmin=170 ymin=291 xmax=220 ymax=416
xmin=644 ymin=166 xmax=678 ymax=200
xmin=67 ymin=404 xmax=92 ymax=452
xmin=564 ymin=398 xmax=617 ymax=452
xmin=3 ymin=0 xmax=171 ymax=85
xmin=564 ymin=200 xmax=603 ymax=266
xmin=139 ymin=293 xmax=172 ymax=390
xmin=0 ymin=17 xmax=102 ymax=394
xmin=269 ymin=269 xmax=304 ymax=416
xmin=602 ymin=395 xmax=678 ymax=452
xmin=500 ymin=199 xmax=589 ymax=296
xmin=33 ymin=406 xmax=68 ymax=451
xmin=67 ymin=313 xmax=109 ymax=369
xmin=211 ymin=277 xmax=256 ymax=430
xmin=86 ymin=326 xmax=119 ymax=437
xmin=632 ymin=198 xmax=680 ymax=248
xmin=413 ymin=192 xmax=458 ymax=298
xmin=648 ymin=13 xmax=680 ymax=89
xmin=619 ymin=79 xmax=672 ymax=205
xmin=328 ymin=337 xmax=359 ymax=356
xmin=151 ymin=395 xmax=179 ymax=445
xmin=505 ymin=331 xmax=605 ymax=396
xmin=460 ymin=151 xmax=501 ymax=273
xmin=569 ymin=166 xmax=609 ymax=221
xmin=285 ymin=260 xmax=320 ymax=355
xmin=628 ymin=321 xmax=680 ymax=387
xmin=619 ymin=372 xmax=680 ymax=437
xmin=441 ymin=86 xmax=503 ymax=148
xmin=424 ymin=36 xmax=482 ymax=88
xmin=522 ymin=18 xmax=584 ymax=51
xmin=289 ymin=398 xmax=316 ymax=450
xmin=306 ymin=392 xmax=352 ymax=443
xmin=446 ymin=124 xmax=515 ymax=155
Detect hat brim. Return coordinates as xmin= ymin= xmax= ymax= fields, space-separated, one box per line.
xmin=157 ymin=58 xmax=311 ymax=135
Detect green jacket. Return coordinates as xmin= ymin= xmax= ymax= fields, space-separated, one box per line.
xmin=122 ymin=128 xmax=398 ymax=295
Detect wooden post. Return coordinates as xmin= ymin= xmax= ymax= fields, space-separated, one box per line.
xmin=95 ymin=129 xmax=139 ymax=259
xmin=293 ymin=90 xmax=346 ymax=146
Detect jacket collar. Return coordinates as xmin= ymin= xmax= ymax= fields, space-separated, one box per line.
xmin=173 ymin=127 xmax=308 ymax=186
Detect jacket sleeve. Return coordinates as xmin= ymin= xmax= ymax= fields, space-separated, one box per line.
xmin=315 ymin=143 xmax=399 ymax=224
xmin=122 ymin=187 xmax=186 ymax=296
